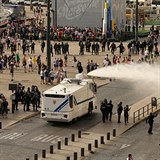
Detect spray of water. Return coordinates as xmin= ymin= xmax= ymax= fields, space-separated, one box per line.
xmin=88 ymin=63 xmax=160 ymax=95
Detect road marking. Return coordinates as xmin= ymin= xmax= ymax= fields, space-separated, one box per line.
xmin=0 ymin=132 xmax=27 ymax=140
xmin=31 ymin=134 xmax=65 ymax=144
xmin=120 ymin=144 xmax=131 ymax=149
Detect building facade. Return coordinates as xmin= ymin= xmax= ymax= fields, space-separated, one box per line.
xmin=52 ymin=0 xmax=126 ymax=31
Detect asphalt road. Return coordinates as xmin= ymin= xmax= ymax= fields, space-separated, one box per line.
xmin=0 ymin=79 xmax=154 ymax=160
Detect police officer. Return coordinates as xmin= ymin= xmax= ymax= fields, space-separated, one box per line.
xmin=117 ymin=102 xmax=123 ymax=123
xmin=23 ymin=87 xmax=31 ymax=111
xmin=107 ymin=100 xmax=113 ymax=121
xmin=124 ymin=105 xmax=130 ymax=124
xmin=104 ymin=99 xmax=109 ymax=120
xmin=146 ymin=112 xmax=158 ymax=134
xmin=100 ymin=101 xmax=106 ymax=123
xmin=35 ymin=86 xmax=41 ymax=108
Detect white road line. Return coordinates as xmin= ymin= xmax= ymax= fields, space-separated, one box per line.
xmin=120 ymin=144 xmax=131 ymax=149
xmin=0 ymin=132 xmax=27 ymax=140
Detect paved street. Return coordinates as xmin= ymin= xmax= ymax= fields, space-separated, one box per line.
xmin=0 ymin=80 xmax=157 ymax=160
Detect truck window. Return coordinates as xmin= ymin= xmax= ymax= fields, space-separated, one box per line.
xmin=44 ymin=94 xmax=65 ymax=98
xmin=69 ymin=95 xmax=73 ymax=108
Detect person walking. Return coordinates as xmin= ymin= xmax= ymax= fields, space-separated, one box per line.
xmin=124 ymin=105 xmax=130 ymax=124
xmin=146 ymin=112 xmax=158 ymax=134
xmin=127 ymin=154 xmax=133 ymax=160
xmin=10 ymin=61 xmax=14 ymax=81
xmin=41 ymin=40 xmax=45 ymax=53
xmin=117 ymin=102 xmax=123 ymax=123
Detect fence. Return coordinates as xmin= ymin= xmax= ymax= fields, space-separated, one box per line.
xmin=133 ymin=98 xmax=160 ymax=123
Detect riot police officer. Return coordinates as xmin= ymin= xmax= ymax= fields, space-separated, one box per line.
xmin=23 ymin=87 xmax=31 ymax=111
xmin=117 ymin=102 xmax=123 ymax=123
xmin=100 ymin=101 xmax=107 ymax=123
xmin=107 ymin=100 xmax=113 ymax=121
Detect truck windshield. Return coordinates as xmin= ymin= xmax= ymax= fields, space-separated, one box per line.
xmin=44 ymin=94 xmax=65 ymax=98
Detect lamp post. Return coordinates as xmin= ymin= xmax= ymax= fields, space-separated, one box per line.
xmin=135 ymin=0 xmax=138 ymax=41
xmin=54 ymin=0 xmax=57 ymax=27
xmin=47 ymin=0 xmax=51 ymax=71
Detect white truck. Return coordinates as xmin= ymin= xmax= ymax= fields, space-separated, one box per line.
xmin=41 ymin=74 xmax=97 ymax=122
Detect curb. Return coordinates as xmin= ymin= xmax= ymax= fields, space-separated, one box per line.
xmin=2 ymin=111 xmax=40 ymax=130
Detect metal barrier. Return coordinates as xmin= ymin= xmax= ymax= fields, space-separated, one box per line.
xmin=133 ymin=98 xmax=160 ymax=123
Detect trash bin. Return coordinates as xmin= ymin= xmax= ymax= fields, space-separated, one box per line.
xmin=151 ymin=97 xmax=157 ymax=106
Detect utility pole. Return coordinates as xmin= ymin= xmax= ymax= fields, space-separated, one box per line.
xmin=47 ymin=0 xmax=51 ymax=71
xmin=54 ymin=0 xmax=57 ymax=27
xmin=135 ymin=0 xmax=138 ymax=41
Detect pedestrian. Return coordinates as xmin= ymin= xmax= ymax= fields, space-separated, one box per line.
xmin=127 ymin=154 xmax=133 ymax=160
xmin=117 ymin=102 xmax=123 ymax=123
xmin=110 ymin=42 xmax=116 ymax=55
xmin=28 ymin=57 xmax=33 ymax=72
xmin=100 ymin=101 xmax=106 ymax=123
xmin=40 ymin=69 xmax=44 ymax=84
xmin=107 ymin=100 xmax=113 ymax=121
xmin=117 ymin=42 xmax=125 ymax=55
xmin=31 ymin=41 xmax=35 ymax=54
xmin=10 ymin=61 xmax=14 ymax=81
xmin=72 ymin=56 xmax=77 ymax=67
xmin=146 ymin=112 xmax=158 ymax=134
xmin=124 ymin=105 xmax=130 ymax=124
xmin=41 ymin=40 xmax=45 ymax=53
xmin=77 ymin=61 xmax=83 ymax=73
xmin=22 ymin=54 xmax=27 ymax=73
xmin=49 ymin=69 xmax=55 ymax=84
xmin=1 ymin=97 xmax=8 ymax=118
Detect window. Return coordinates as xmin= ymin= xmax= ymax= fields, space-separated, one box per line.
xmin=69 ymin=95 xmax=73 ymax=108
xmin=44 ymin=94 xmax=65 ymax=98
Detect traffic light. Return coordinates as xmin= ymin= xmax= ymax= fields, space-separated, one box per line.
xmin=151 ymin=97 xmax=157 ymax=107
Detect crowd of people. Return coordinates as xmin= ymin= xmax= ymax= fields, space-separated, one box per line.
xmin=0 ymin=3 xmax=159 ymax=120
xmin=11 ymin=83 xmax=41 ymax=113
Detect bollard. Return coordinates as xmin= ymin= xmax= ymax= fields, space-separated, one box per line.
xmin=113 ymin=129 xmax=116 ymax=137
xmin=94 ymin=139 xmax=98 ymax=148
xmin=34 ymin=154 xmax=38 ymax=160
xmin=71 ymin=134 xmax=75 ymax=142
xmin=66 ymin=157 xmax=70 ymax=160
xmin=81 ymin=148 xmax=85 ymax=157
xmin=73 ymin=152 xmax=78 ymax=160
xmin=50 ymin=145 xmax=54 ymax=154
xmin=107 ymin=132 xmax=110 ymax=140
xmin=88 ymin=143 xmax=92 ymax=151
xmin=57 ymin=141 xmax=61 ymax=150
xmin=65 ymin=137 xmax=68 ymax=145
xmin=42 ymin=149 xmax=46 ymax=158
xmin=100 ymin=136 xmax=104 ymax=144
xmin=0 ymin=122 xmax=2 ymax=129
xmin=78 ymin=130 xmax=81 ymax=138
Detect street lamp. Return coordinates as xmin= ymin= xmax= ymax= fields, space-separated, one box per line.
xmin=47 ymin=0 xmax=51 ymax=71
xmin=135 ymin=0 xmax=138 ymax=41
